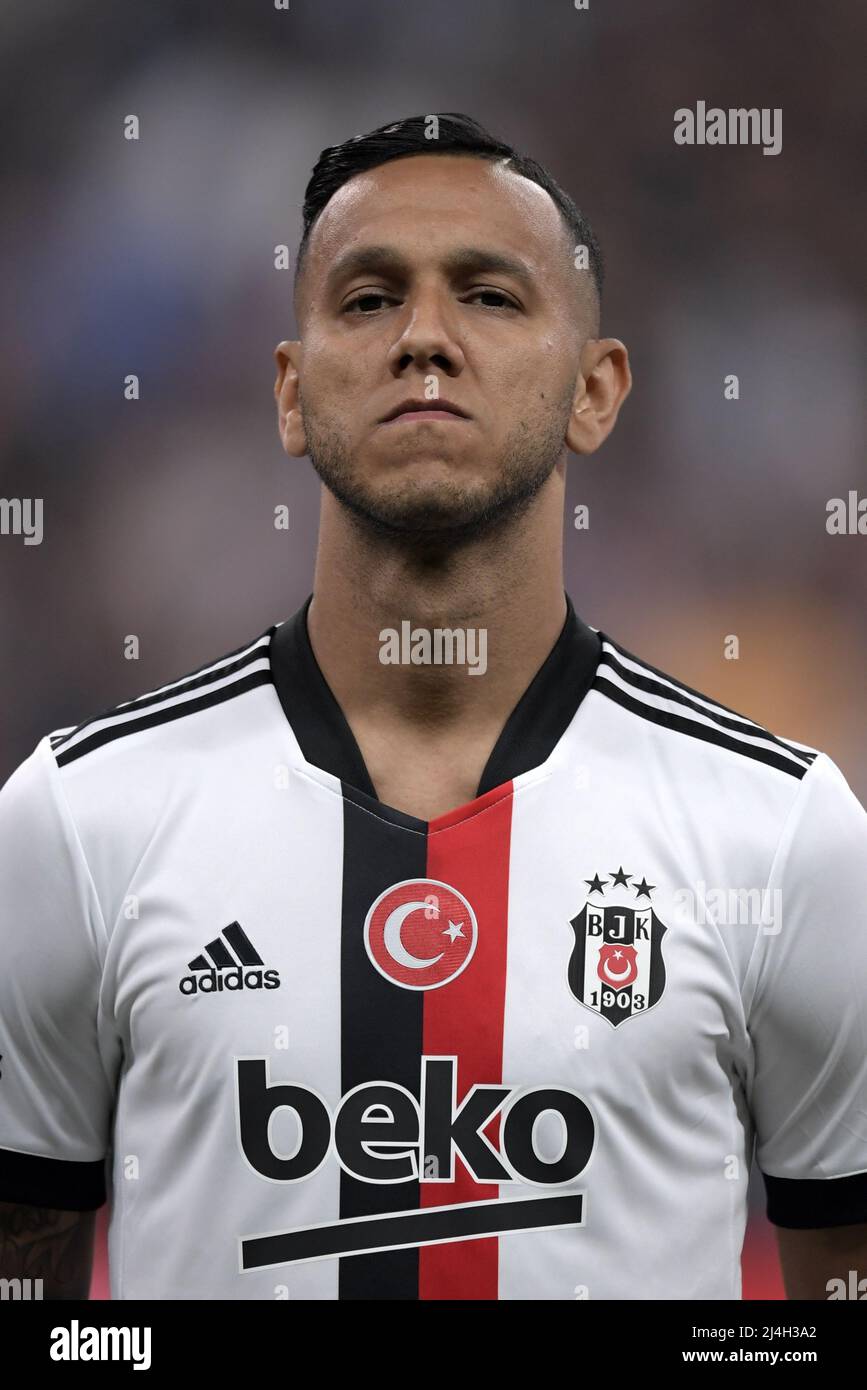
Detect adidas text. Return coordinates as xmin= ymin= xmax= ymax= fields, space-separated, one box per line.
xmin=180 ymin=966 xmax=280 ymax=995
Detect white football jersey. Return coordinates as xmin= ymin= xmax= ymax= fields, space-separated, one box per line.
xmin=1 ymin=595 xmax=866 ymax=1300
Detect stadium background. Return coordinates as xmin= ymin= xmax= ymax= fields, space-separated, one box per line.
xmin=1 ymin=0 xmax=864 ymax=1300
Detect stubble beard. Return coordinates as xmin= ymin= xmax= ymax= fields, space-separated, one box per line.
xmin=301 ymin=396 xmax=574 ymax=553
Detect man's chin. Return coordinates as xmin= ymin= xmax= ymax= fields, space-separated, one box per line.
xmin=314 ymin=464 xmax=485 ymax=530
xmin=330 ymin=479 xmax=543 ymax=549
xmin=347 ymin=493 xmax=492 ymax=541
xmin=309 ymin=438 xmax=562 ymax=547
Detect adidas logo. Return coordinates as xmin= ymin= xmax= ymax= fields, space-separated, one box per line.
xmin=179 ymin=922 xmax=280 ymax=996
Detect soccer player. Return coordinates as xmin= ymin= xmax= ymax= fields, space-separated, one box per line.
xmin=1 ymin=114 xmax=865 ymax=1301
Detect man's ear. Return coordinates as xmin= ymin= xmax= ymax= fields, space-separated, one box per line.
xmin=565 ymin=338 xmax=632 ymax=456
xmin=274 ymin=340 xmax=307 ymax=458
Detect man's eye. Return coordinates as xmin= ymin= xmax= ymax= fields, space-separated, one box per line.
xmin=344 ymin=292 xmax=392 ymax=314
xmin=467 ymin=288 xmax=517 ymax=309
xmin=342 ymin=288 xmax=517 ymax=313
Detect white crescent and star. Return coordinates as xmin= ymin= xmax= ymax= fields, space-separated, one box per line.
xmin=382 ymin=902 xmax=465 ymax=969
xmin=600 ymin=948 xmax=634 ymax=983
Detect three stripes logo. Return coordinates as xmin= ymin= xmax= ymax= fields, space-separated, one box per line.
xmin=179 ymin=921 xmax=280 ymax=996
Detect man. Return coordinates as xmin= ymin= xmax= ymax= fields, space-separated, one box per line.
xmin=1 ymin=113 xmax=865 ymax=1301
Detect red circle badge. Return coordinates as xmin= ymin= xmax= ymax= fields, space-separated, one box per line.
xmin=364 ymin=878 xmax=478 ymax=990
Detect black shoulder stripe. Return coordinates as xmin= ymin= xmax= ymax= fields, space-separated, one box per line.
xmin=0 ymin=1147 xmax=106 ymax=1211
xmin=762 ymin=1170 xmax=867 ymax=1229
xmin=592 ymin=675 xmax=810 ymax=780
xmin=55 ymin=668 xmax=273 ymax=767
xmin=50 ymin=630 xmax=275 ymax=753
xmin=598 ymin=645 xmax=815 ymax=770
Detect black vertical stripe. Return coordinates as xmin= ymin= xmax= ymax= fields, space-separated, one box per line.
xmin=338 ymin=784 xmax=428 ymax=1300
xmin=223 ymin=920 xmax=264 ymax=966
xmin=204 ymin=938 xmax=235 ymax=968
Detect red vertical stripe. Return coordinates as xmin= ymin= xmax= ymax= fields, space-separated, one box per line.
xmin=419 ymin=782 xmax=513 ymax=1300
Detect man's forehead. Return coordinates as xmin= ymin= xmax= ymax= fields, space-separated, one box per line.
xmin=305 ymin=154 xmax=570 ymax=274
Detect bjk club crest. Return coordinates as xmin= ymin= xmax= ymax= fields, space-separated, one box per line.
xmin=568 ymin=867 xmax=667 ymax=1027
xmin=364 ymin=878 xmax=477 ymax=990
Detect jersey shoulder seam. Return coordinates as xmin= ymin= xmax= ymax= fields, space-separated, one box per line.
xmin=35 ymin=736 xmax=111 ymax=968
xmin=740 ymin=750 xmax=831 ymax=1019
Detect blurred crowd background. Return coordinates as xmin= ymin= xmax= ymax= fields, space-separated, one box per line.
xmin=1 ymin=0 xmax=864 ymax=1300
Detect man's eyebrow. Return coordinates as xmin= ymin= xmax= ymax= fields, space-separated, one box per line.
xmin=325 ymin=245 xmax=409 ymax=288
xmin=324 ymin=244 xmax=538 ymax=291
xmin=441 ymin=247 xmax=537 ymax=287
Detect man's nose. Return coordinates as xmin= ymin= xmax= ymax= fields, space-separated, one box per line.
xmin=386 ymin=289 xmax=466 ymax=377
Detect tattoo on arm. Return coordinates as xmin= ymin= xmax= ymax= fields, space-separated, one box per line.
xmin=0 ymin=1201 xmax=96 ymax=1299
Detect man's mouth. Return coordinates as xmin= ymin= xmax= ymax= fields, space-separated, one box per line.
xmin=379 ymin=398 xmax=471 ymax=425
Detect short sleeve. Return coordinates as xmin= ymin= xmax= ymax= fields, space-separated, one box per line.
xmin=0 ymin=739 xmax=114 ymax=1209
xmin=747 ymin=752 xmax=867 ymax=1228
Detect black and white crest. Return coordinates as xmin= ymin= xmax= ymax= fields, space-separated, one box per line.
xmin=568 ymin=870 xmax=667 ymax=1027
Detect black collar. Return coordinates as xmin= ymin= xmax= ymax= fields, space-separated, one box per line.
xmin=270 ymin=593 xmax=601 ymax=802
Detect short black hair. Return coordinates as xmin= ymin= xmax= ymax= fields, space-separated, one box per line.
xmin=294 ymin=112 xmax=603 ymax=309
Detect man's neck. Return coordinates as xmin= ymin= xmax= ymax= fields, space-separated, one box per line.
xmin=307 ymin=481 xmax=567 ymax=736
